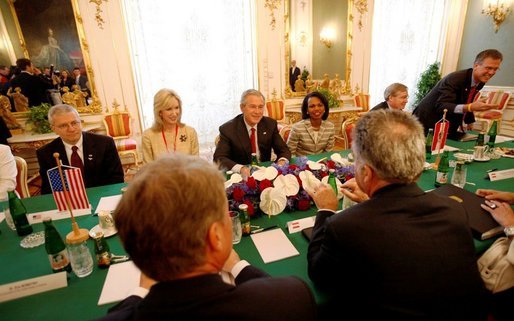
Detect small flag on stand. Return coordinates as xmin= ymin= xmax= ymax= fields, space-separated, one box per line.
xmin=432 ymin=118 xmax=449 ymax=153
xmin=48 ymin=165 xmax=90 ymax=211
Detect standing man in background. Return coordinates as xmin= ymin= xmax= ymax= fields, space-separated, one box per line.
xmin=289 ymin=60 xmax=301 ymax=92
xmin=413 ymin=49 xmax=503 ymax=140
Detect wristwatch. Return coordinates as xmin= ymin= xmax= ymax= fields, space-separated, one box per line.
xmin=504 ymin=226 xmax=514 ymax=236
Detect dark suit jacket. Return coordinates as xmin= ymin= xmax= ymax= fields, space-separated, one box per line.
xmin=412 ymin=69 xmax=484 ymax=140
xmin=370 ymin=101 xmax=389 ymax=111
xmin=75 ymin=75 xmax=88 ymax=91
xmin=308 ymin=183 xmax=487 ymax=320
xmin=94 ymin=265 xmax=317 ymax=321
xmin=213 ymin=114 xmax=291 ymax=171
xmin=10 ymin=72 xmax=53 ymax=107
xmin=290 ymin=66 xmax=301 ymax=91
xmin=0 ymin=117 xmax=11 ymax=145
xmin=36 ymin=132 xmax=124 ymax=194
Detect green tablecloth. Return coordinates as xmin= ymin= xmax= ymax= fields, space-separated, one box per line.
xmin=1 ymin=139 xmax=513 ymax=320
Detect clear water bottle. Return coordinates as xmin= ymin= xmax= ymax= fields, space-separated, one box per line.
xmin=66 ymin=229 xmax=94 ymax=278
xmin=450 ymin=161 xmax=467 ymax=188
xmin=1 ymin=191 xmax=15 ymax=231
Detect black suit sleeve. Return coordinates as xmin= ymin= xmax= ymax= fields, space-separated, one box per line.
xmin=100 ymin=136 xmax=125 ymax=185
xmin=213 ymin=124 xmax=238 ymax=171
xmin=92 ymin=295 xmax=142 ymax=321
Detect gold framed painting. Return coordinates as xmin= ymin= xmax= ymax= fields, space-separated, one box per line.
xmin=8 ymin=0 xmax=101 ymax=113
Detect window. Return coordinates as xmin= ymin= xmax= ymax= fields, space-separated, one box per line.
xmin=122 ymin=0 xmax=257 ymax=155
xmin=368 ymin=0 xmax=446 ymax=110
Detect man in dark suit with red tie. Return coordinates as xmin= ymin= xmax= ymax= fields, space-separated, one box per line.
xmin=36 ymin=104 xmax=124 ymax=194
xmin=413 ymin=49 xmax=503 ymax=140
xmin=213 ymin=89 xmax=291 ymax=178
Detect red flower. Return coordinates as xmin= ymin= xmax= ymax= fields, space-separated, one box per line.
xmin=243 ymin=199 xmax=255 ymax=217
xmin=320 ymin=171 xmax=328 ymax=178
xmin=233 ymin=187 xmax=245 ymax=201
xmin=326 ymin=160 xmax=336 ymax=169
xmin=259 ymin=179 xmax=273 ymax=190
xmin=288 ymin=164 xmax=298 ymax=171
xmin=297 ymin=199 xmax=311 ymax=211
xmin=246 ymin=176 xmax=257 ymax=189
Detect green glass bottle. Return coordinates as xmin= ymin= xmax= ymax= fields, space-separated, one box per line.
xmin=250 ymin=153 xmax=259 ymax=167
xmin=425 ymin=129 xmax=434 ymax=161
xmin=328 ymin=169 xmax=338 ymax=195
xmin=475 ymin=131 xmax=485 ymax=147
xmin=8 ymin=190 xmax=33 ymax=236
xmin=434 ymin=150 xmax=450 ymax=187
xmin=487 ymin=121 xmax=497 ymax=149
xmin=93 ymin=231 xmax=111 ymax=268
xmin=238 ymin=203 xmax=251 ymax=236
xmin=43 ymin=217 xmax=72 ymax=273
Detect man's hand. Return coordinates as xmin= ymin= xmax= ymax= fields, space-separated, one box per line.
xmin=480 ymin=200 xmax=514 ymax=228
xmin=340 ymin=178 xmax=369 ymax=203
xmin=470 ymin=98 xmax=499 ymax=112
xmin=307 ymin=184 xmax=339 ymax=211
xmin=240 ymin=166 xmax=251 ymax=181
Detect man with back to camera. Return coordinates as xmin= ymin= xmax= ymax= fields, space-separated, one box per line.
xmin=94 ymin=154 xmax=317 ymax=321
xmin=213 ymin=89 xmax=291 ymax=178
xmin=413 ymin=49 xmax=503 ymax=140
xmin=370 ymin=82 xmax=409 ymax=111
xmin=307 ymin=109 xmax=487 ymax=320
xmin=36 ymin=104 xmax=124 ymax=194
xmin=9 ymin=58 xmax=56 ymax=108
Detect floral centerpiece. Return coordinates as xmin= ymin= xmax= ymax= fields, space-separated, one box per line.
xmin=225 ymin=154 xmax=355 ymax=217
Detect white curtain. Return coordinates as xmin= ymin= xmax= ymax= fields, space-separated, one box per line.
xmin=368 ymin=0 xmax=446 ymax=111
xmin=122 ymin=0 xmax=256 ymax=154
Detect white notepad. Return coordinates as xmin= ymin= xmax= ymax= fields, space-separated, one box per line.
xmin=95 ymin=195 xmax=122 ymax=214
xmin=251 ymin=228 xmax=299 ymax=263
xmin=98 ymin=261 xmax=140 ymax=305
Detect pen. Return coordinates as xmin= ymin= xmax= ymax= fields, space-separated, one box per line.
xmin=251 ymin=225 xmax=279 ymax=234
xmin=486 ymin=168 xmax=497 ymax=173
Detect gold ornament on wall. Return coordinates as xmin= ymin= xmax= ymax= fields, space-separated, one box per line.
xmin=482 ymin=0 xmax=512 ymax=33
xmin=90 ymin=0 xmax=108 ymax=29
xmin=354 ymin=0 xmax=368 ymax=31
xmin=265 ymin=0 xmax=281 ymax=30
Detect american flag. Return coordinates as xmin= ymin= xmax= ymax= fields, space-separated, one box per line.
xmin=47 ymin=166 xmax=90 ymax=212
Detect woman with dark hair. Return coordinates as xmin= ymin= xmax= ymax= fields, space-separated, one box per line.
xmin=287 ymin=91 xmax=335 ymax=156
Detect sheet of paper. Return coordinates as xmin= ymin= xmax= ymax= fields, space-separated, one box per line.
xmin=251 ymin=228 xmax=299 ymax=264
xmin=0 ymin=272 xmax=67 ymax=303
xmin=28 ymin=207 xmax=92 ymax=224
xmin=0 ymin=212 xmax=5 ymax=223
xmin=95 ymin=195 xmax=122 ymax=214
xmin=287 ymin=216 xmax=316 ymax=234
xmin=432 ymin=145 xmax=460 ymax=154
xmin=98 ymin=261 xmax=140 ymax=305
xmin=489 ymin=168 xmax=514 ymax=181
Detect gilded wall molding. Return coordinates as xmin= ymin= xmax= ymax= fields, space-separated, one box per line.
xmin=354 ymin=0 xmax=368 ymax=31
xmin=89 ymin=0 xmax=108 ymax=29
xmin=265 ymin=0 xmax=281 ymax=30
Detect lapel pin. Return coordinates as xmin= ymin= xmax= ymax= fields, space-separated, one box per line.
xmin=263 ymin=131 xmax=267 ymax=135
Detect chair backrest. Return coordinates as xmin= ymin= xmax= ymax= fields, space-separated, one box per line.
xmin=103 ymin=111 xmax=132 ymax=139
xmin=354 ymin=93 xmax=370 ymax=112
xmin=279 ymin=124 xmax=292 ymax=143
xmin=14 ymin=156 xmax=30 ymax=199
xmin=266 ymin=99 xmax=285 ymax=122
xmin=341 ymin=116 xmax=359 ymax=150
xmin=486 ymin=90 xmax=511 ymax=111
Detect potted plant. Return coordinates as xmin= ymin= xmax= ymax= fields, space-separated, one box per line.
xmin=317 ymin=88 xmax=340 ymax=109
xmin=26 ymin=103 xmax=53 ymax=134
xmin=413 ymin=62 xmax=441 ymax=106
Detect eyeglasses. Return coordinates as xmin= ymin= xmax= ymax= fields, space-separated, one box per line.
xmin=53 ymin=120 xmax=81 ymax=130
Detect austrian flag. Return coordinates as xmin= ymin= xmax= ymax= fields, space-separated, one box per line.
xmin=47 ymin=165 xmax=90 ymax=211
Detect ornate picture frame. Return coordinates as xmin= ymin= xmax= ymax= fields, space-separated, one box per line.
xmin=8 ymin=0 xmax=101 ymax=114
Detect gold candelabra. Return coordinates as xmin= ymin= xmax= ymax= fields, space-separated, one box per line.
xmin=482 ymin=0 xmax=512 ymax=33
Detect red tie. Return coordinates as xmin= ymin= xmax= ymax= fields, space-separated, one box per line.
xmin=71 ymin=146 xmax=84 ymax=173
xmin=467 ymin=86 xmax=477 ymax=104
xmin=250 ymin=128 xmax=256 ymax=154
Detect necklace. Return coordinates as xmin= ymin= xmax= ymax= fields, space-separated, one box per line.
xmin=161 ymin=125 xmax=179 ymax=152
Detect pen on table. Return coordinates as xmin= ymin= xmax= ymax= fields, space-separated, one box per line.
xmin=486 ymin=168 xmax=498 ymax=173
xmin=251 ymin=225 xmax=279 ymax=234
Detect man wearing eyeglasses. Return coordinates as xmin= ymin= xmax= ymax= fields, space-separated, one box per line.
xmin=413 ymin=49 xmax=503 ymax=141
xmin=36 ymin=104 xmax=124 ymax=194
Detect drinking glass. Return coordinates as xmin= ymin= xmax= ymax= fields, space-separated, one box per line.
xmin=229 ymin=211 xmax=242 ymax=244
xmin=450 ymin=163 xmax=467 ymax=188
xmin=342 ymin=194 xmax=357 ymax=210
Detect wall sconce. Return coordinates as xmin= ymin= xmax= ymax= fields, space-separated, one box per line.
xmin=482 ymin=0 xmax=512 ymax=33
xmin=319 ymin=27 xmax=335 ymax=48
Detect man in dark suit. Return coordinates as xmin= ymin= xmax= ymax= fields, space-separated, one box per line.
xmin=94 ymin=154 xmax=317 ymax=321
xmin=10 ymin=58 xmax=55 ymax=107
xmin=289 ymin=60 xmax=301 ymax=92
xmin=72 ymin=67 xmax=88 ymax=91
xmin=213 ymin=89 xmax=291 ymax=178
xmin=370 ymin=82 xmax=408 ymax=111
xmin=413 ymin=49 xmax=503 ymax=140
xmin=36 ymin=104 xmax=124 ymax=194
xmin=307 ymin=109 xmax=487 ymax=320
xmin=0 ymin=117 xmax=11 ymax=145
